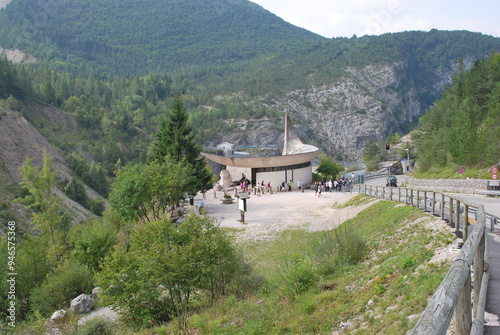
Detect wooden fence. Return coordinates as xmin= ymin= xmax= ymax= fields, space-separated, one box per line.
xmin=353 ymin=185 xmax=490 ymax=335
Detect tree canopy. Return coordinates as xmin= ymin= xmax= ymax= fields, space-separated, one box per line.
xmin=316 ymin=153 xmax=345 ymax=180
xmin=109 ymin=159 xmax=195 ymax=223
xmin=95 ymin=215 xmax=242 ymax=330
xmin=149 ymin=94 xmax=215 ymax=197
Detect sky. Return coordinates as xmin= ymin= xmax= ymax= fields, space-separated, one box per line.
xmin=251 ymin=0 xmax=500 ymax=38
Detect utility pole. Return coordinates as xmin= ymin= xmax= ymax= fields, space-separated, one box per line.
xmin=404 ymin=148 xmax=409 ymax=173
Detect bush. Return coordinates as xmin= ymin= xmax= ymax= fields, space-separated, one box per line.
xmin=281 ymin=254 xmax=317 ymax=296
xmin=333 ymin=225 xmax=367 ymax=265
xmin=30 ymin=260 xmax=94 ymax=316
xmin=89 ymin=198 xmax=106 ymax=216
xmin=68 ymin=220 xmax=117 ymax=272
xmin=96 ymin=215 xmax=243 ymax=330
xmin=312 ymin=224 xmax=368 ymax=275
xmin=78 ymin=317 xmax=114 ymax=335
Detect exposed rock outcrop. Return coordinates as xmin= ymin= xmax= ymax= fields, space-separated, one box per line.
xmin=212 ymin=59 xmax=471 ymax=161
xmin=70 ymin=294 xmax=93 ymax=314
xmin=50 ymin=309 xmax=66 ymax=321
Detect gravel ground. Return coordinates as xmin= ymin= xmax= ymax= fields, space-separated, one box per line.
xmin=196 ymin=188 xmax=374 ymax=242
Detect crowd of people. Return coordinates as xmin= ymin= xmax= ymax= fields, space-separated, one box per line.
xmin=235 ymin=176 xmax=353 ymax=197
xmin=314 ymin=177 xmax=352 ymax=196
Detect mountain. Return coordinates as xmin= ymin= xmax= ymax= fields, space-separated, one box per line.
xmin=0 ymin=0 xmax=319 ymax=75
xmin=1 ymin=1 xmax=500 ymax=163
xmin=188 ymin=31 xmax=500 ymax=158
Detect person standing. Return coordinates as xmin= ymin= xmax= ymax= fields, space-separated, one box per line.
xmin=297 ymin=179 xmax=302 ymax=192
xmin=288 ymin=180 xmax=292 ymax=192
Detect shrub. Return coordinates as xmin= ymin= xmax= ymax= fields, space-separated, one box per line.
xmin=312 ymin=224 xmax=368 ymax=275
xmin=30 ymin=260 xmax=94 ymax=316
xmin=281 ymin=254 xmax=317 ymax=296
xmin=96 ymin=215 xmax=244 ymax=331
xmin=68 ymin=220 xmax=117 ymax=272
xmin=78 ymin=317 xmax=114 ymax=335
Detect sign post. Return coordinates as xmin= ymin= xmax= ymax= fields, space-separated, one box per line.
xmin=458 ymin=168 xmax=464 ymax=178
xmin=237 ymin=192 xmax=248 ymax=223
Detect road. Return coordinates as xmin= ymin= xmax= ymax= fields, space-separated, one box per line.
xmin=362 ymin=176 xmax=500 ymax=333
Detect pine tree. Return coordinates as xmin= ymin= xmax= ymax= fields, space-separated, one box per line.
xmin=149 ymin=93 xmax=214 ymax=196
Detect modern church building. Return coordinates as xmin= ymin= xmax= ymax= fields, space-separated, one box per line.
xmin=202 ymin=114 xmax=319 ymax=189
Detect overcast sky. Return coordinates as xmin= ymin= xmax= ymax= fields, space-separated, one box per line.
xmin=251 ymin=0 xmax=500 ymax=38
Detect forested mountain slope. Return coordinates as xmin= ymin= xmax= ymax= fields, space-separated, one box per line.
xmin=0 ymin=0 xmax=319 ymax=75
xmin=416 ymin=54 xmax=500 ymax=171
xmin=1 ymin=1 xmax=500 ymax=161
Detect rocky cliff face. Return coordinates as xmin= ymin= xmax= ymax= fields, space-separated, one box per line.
xmin=219 ymin=59 xmax=467 ymax=161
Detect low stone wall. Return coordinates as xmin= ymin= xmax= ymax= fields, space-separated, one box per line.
xmin=407 ymin=177 xmax=489 ymax=194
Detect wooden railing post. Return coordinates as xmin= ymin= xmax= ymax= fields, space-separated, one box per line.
xmin=432 ymin=192 xmax=436 ymax=215
xmin=441 ymin=194 xmax=445 ymax=219
xmin=455 ymin=271 xmax=472 ymax=335
xmin=398 ymin=187 xmax=401 ymax=202
xmin=473 ymin=234 xmax=485 ymax=318
xmin=406 ymin=189 xmax=409 ymax=205
xmin=456 ymin=200 xmax=461 ymax=234
xmin=411 ymin=189 xmax=414 ymax=206
xmin=390 ymin=187 xmax=393 ymax=201
xmin=464 ymin=204 xmax=469 ymax=241
xmin=450 ymin=198 xmax=454 ymax=227
xmin=423 ymin=191 xmax=427 ymax=211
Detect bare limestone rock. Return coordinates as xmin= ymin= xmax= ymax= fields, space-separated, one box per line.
xmin=50 ymin=309 xmax=66 ymax=321
xmin=70 ymin=294 xmax=93 ymax=314
xmin=219 ymin=170 xmax=232 ymax=189
xmin=92 ymin=287 xmax=102 ymax=303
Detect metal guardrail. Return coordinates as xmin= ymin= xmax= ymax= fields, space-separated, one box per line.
xmin=353 ymin=185 xmax=491 ymax=335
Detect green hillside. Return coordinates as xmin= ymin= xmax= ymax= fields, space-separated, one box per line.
xmin=0 ymin=0 xmax=319 ymax=75
xmin=416 ymin=53 xmax=500 ymax=173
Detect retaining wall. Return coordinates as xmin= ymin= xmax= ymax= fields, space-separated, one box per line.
xmin=407 ymin=177 xmax=489 ymax=194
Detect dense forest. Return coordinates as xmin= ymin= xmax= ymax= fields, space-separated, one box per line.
xmin=416 ymin=53 xmax=500 ymax=171
xmin=0 ymin=0 xmax=318 ymax=75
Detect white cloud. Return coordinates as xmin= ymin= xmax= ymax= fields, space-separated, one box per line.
xmin=251 ymin=0 xmax=500 ymax=38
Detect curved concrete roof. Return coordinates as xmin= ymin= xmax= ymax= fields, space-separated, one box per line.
xmin=201 ymin=146 xmax=318 ymax=168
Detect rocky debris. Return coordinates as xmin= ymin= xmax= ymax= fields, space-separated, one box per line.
xmin=70 ymin=294 xmax=93 ymax=314
xmin=0 ymin=46 xmax=35 ymax=63
xmin=77 ymin=307 xmax=119 ymax=326
xmin=50 ymin=309 xmax=66 ymax=321
xmin=92 ymin=287 xmax=102 ymax=303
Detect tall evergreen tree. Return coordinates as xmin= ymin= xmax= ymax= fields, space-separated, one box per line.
xmin=150 ymin=93 xmax=214 ymax=196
